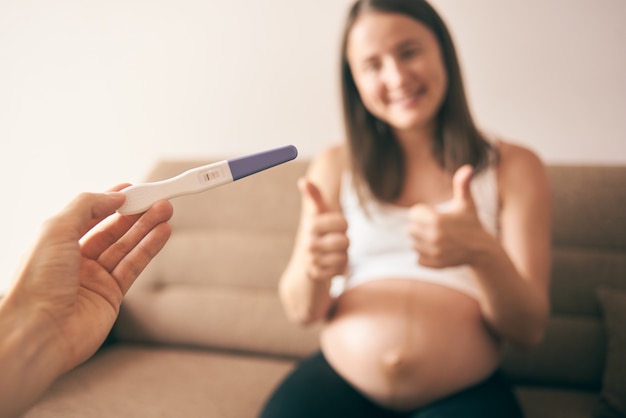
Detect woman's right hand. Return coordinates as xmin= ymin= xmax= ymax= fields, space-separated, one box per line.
xmin=298 ymin=178 xmax=350 ymax=282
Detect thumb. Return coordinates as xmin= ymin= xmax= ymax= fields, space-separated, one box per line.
xmin=452 ymin=164 xmax=475 ymax=209
xmin=298 ymin=177 xmax=328 ymax=214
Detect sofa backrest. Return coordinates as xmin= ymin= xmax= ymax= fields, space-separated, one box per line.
xmin=115 ymin=158 xmax=319 ymax=359
xmin=115 ymin=160 xmax=626 ymax=388
xmin=501 ymin=165 xmax=626 ymax=390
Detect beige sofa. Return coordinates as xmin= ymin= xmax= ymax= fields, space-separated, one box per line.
xmin=25 ymin=158 xmax=626 ymax=418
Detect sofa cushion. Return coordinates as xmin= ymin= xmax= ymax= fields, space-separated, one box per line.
xmin=551 ymin=249 xmax=626 ymax=316
xmin=136 ymin=230 xmax=298 ymax=289
xmin=516 ymin=386 xmax=600 ymax=418
xmin=116 ymin=282 xmax=320 ymax=358
xmin=115 ymin=230 xmax=320 ymax=357
xmin=502 ymin=316 xmax=606 ymax=389
xmin=597 ymin=287 xmax=626 ymax=416
xmin=24 ymin=345 xmax=296 ymax=418
xmin=548 ymin=166 xmax=626 ymax=250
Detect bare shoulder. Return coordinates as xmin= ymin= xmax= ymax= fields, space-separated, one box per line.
xmin=497 ymin=140 xmax=550 ymax=204
xmin=498 ymin=141 xmax=545 ymax=172
xmin=305 ymin=143 xmax=349 ymax=208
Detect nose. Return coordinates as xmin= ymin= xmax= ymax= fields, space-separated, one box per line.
xmin=382 ymin=58 xmax=409 ymax=89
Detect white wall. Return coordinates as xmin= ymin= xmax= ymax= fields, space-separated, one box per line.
xmin=1 ymin=0 xmax=625 ymax=292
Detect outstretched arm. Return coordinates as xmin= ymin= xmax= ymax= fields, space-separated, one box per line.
xmin=0 ymin=189 xmax=173 ymax=418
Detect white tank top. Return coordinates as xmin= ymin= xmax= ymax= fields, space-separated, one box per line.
xmin=335 ymin=164 xmax=500 ymax=300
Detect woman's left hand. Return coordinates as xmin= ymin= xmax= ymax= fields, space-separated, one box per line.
xmin=408 ymin=165 xmax=493 ymax=268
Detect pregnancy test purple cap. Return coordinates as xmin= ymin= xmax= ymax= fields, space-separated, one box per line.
xmin=227 ymin=145 xmax=298 ymax=180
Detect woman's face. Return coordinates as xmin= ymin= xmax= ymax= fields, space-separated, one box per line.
xmin=347 ymin=11 xmax=448 ymax=132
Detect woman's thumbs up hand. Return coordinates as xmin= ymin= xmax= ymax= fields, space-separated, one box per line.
xmin=408 ymin=165 xmax=488 ymax=268
xmin=298 ymin=178 xmax=350 ymax=282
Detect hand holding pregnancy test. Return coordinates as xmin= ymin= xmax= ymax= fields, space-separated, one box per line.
xmin=117 ymin=145 xmax=298 ymax=215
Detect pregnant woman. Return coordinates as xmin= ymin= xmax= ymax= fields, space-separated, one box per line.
xmin=260 ymin=0 xmax=551 ymax=417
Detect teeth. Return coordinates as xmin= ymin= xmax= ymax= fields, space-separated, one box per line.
xmin=393 ymin=93 xmax=418 ymax=103
xmin=391 ymin=88 xmax=424 ymax=103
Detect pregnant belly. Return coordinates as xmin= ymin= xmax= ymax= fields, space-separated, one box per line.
xmin=320 ymin=279 xmax=502 ymax=411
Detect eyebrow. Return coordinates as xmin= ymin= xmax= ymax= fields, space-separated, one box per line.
xmin=395 ymin=38 xmax=424 ymax=51
xmin=353 ymin=37 xmax=425 ymax=67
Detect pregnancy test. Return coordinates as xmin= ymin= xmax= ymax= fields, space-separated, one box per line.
xmin=117 ymin=145 xmax=298 ymax=215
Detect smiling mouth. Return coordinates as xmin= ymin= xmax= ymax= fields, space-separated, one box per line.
xmin=390 ymin=86 xmax=427 ymax=107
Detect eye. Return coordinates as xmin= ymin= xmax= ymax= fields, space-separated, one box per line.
xmin=399 ymin=47 xmax=421 ymax=60
xmin=362 ymin=59 xmax=381 ymax=73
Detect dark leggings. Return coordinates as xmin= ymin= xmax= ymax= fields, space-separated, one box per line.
xmin=259 ymin=351 xmax=524 ymax=418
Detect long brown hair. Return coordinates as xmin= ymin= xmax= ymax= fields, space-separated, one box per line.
xmin=340 ymin=0 xmax=495 ymax=203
